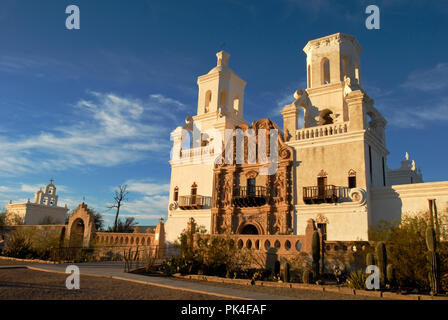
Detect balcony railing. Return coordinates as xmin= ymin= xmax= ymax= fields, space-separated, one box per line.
xmin=178 ymin=195 xmax=209 ymax=210
xmin=232 ymin=186 xmax=267 ymax=207
xmin=303 ymin=185 xmax=339 ymax=204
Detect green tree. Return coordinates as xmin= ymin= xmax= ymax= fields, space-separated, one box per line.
xmin=107 ymin=216 xmax=138 ymax=233
xmin=0 ymin=208 xmax=6 ymax=226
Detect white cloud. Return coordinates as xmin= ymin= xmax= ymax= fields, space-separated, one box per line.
xmin=401 ymin=63 xmax=448 ymax=92
xmin=0 ymin=91 xmax=186 ymax=177
xmin=110 ymin=179 xmax=171 ymax=221
xmin=125 ymin=179 xmax=170 ymax=196
xmin=380 ymin=97 xmax=448 ymax=129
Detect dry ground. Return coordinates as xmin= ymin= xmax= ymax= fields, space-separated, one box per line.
xmin=0 ymin=268 xmax=228 ymax=300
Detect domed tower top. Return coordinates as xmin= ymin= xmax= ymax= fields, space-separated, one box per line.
xmin=34 ymin=179 xmax=59 ymax=207
xmin=196 ymin=50 xmax=246 ymax=120
xmin=303 ymin=33 xmax=363 ymax=89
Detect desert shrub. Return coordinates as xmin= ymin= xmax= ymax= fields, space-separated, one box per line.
xmin=287 ymin=253 xmax=312 ymax=282
xmin=2 ymin=230 xmax=34 ymax=258
xmin=161 ymin=218 xmax=265 ymax=278
xmin=346 ymin=270 xmax=367 ymax=289
xmin=0 ymin=209 xmax=6 ymax=226
xmin=2 ymin=228 xmax=62 ymax=260
xmin=369 ymin=211 xmax=447 ymax=292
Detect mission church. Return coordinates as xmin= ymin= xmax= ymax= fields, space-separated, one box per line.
xmin=164 ymin=33 xmax=448 ymax=244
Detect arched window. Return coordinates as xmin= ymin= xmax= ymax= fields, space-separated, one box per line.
xmin=233 ymin=93 xmax=239 ymax=112
xmin=342 ymin=56 xmax=349 ymax=79
xmin=318 ymin=109 xmax=334 ymax=125
xmin=220 ymin=90 xmax=226 ymax=107
xmin=307 ymin=65 xmax=311 ymax=88
xmin=348 ymin=170 xmax=356 ymax=188
xmin=355 ymin=65 xmax=360 ymax=85
xmin=205 ymin=90 xmax=212 ymax=113
xmin=321 ymin=58 xmax=330 ymax=85
xmin=173 ymin=187 xmax=179 ymax=202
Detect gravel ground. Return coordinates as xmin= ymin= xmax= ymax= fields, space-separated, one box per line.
xmin=0 ymin=268 xmax=229 ymax=300
xmin=174 ymin=278 xmax=385 ymax=300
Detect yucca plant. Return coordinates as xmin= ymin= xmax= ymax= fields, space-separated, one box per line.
xmin=346 ymin=270 xmax=367 ymax=290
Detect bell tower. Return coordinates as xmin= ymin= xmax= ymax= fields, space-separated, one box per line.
xmin=304 ymin=33 xmax=362 ymax=89
xmin=194 ymin=50 xmax=247 ymax=132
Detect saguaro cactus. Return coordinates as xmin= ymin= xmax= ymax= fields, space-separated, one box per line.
xmin=426 ymin=227 xmax=441 ymax=295
xmin=282 ymin=262 xmax=291 ymax=283
xmin=375 ymin=241 xmax=387 ymax=287
xmin=312 ymin=230 xmax=321 ymax=280
xmin=387 ymin=264 xmax=397 ymax=289
xmin=303 ymin=269 xmax=313 ymax=284
xmin=366 ymin=252 xmax=375 ymax=267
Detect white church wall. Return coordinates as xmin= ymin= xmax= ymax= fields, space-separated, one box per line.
xmin=164 ymin=209 xmax=212 ymax=243
xmin=295 ymin=202 xmax=369 ymax=241
xmin=370 ymin=181 xmax=448 ymax=228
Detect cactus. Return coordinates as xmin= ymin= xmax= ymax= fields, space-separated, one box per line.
xmin=426 ymin=227 xmax=441 ymax=295
xmin=375 ymin=241 xmax=387 ymax=287
xmin=312 ymin=230 xmax=320 ymax=280
xmin=387 ymin=264 xmax=396 ymax=289
xmin=282 ymin=262 xmax=291 ymax=283
xmin=302 ymin=269 xmax=313 ymax=284
xmin=366 ymin=252 xmax=375 ymax=267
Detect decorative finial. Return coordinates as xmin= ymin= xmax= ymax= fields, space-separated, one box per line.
xmin=50 ymin=178 xmax=54 ymax=184
xmin=216 ymin=50 xmax=229 ymax=67
xmin=412 ymin=160 xmax=416 ymax=171
xmin=220 ymin=43 xmax=226 ymax=51
xmin=405 ymin=152 xmax=409 ymax=161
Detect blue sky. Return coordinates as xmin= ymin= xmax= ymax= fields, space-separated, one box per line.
xmin=1 ymin=0 xmax=448 ymax=227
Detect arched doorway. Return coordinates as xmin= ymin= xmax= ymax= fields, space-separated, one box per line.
xmin=69 ymin=218 xmax=85 ymax=247
xmin=240 ymin=224 xmax=259 ymax=235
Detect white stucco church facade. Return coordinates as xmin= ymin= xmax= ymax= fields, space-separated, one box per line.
xmin=164 ymin=33 xmax=448 ymax=243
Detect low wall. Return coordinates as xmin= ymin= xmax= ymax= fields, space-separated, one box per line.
xmin=0 ymin=225 xmax=66 ymax=239
xmin=93 ymin=232 xmax=163 ymax=259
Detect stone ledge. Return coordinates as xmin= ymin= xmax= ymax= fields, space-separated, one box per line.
xmin=0 ymin=255 xmax=60 ymax=264
xmin=172 ymin=274 xmax=448 ymax=300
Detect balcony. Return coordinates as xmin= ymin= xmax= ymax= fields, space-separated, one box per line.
xmin=178 ymin=195 xmax=208 ymax=210
xmin=232 ymin=186 xmax=267 ymax=207
xmin=303 ymin=185 xmax=339 ymax=204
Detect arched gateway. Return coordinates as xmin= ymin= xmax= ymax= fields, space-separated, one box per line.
xmin=238 ymin=223 xmax=260 ymax=235
xmin=65 ymin=203 xmax=95 ymax=247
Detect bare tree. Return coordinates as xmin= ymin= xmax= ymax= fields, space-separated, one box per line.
xmin=108 ymin=184 xmax=129 ymax=232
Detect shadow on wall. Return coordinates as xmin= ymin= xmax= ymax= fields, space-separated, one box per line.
xmin=370 ymin=187 xmax=402 ymax=228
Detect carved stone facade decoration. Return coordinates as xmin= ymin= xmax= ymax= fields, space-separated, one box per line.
xmin=211 ymin=118 xmax=294 ymax=235
xmin=318 ymin=169 xmax=328 ymax=177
